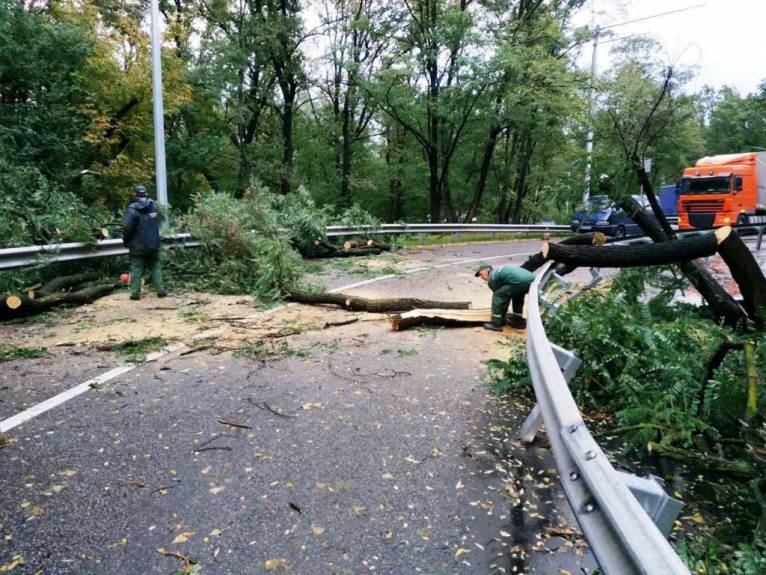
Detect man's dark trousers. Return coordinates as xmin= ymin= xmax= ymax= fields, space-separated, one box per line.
xmin=130 ymin=252 xmax=165 ymax=298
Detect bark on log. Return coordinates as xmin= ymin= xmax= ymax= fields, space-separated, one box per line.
xmin=286 ymin=291 xmax=471 ymax=313
xmin=620 ymin=197 xmax=747 ymax=326
xmin=1 ymin=283 xmax=119 ymax=321
xmin=390 ymin=309 xmax=490 ymax=331
xmin=541 ymin=229 xmax=725 ymax=269
xmin=716 ymin=229 xmax=766 ymax=324
xmin=38 ymin=271 xmax=100 ymax=295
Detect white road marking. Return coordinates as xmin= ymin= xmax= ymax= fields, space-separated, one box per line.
xmin=0 ymin=245 xmax=538 ymax=433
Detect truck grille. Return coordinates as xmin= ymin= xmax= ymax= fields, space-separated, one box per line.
xmin=682 ymin=200 xmax=724 ymax=213
xmin=689 ymin=213 xmax=715 ymax=229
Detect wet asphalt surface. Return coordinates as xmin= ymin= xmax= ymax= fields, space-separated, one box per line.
xmin=0 ymin=240 xmax=597 ymax=574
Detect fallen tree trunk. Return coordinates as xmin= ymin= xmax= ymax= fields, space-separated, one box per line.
xmin=1 ymin=283 xmax=119 ymax=321
xmin=390 ymin=309 xmax=490 ymax=331
xmin=287 ymin=291 xmax=471 ymax=313
xmin=620 ymin=197 xmax=747 ymax=326
xmin=541 ymin=228 xmax=728 ymax=269
xmin=38 ymin=271 xmax=100 ymax=295
xmin=323 ymin=247 xmax=382 ymax=258
xmin=716 ymin=230 xmax=766 ymax=325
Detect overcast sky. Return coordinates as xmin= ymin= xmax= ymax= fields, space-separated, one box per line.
xmin=573 ymin=0 xmax=766 ymax=96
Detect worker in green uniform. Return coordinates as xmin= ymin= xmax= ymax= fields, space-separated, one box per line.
xmin=475 ymin=263 xmax=535 ymax=331
xmin=122 ymin=185 xmax=167 ymax=301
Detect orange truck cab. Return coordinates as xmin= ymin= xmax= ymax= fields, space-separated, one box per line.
xmin=677 ymin=152 xmax=766 ymax=229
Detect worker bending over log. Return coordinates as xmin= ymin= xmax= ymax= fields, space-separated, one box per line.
xmin=475 ymin=263 xmax=534 ymax=331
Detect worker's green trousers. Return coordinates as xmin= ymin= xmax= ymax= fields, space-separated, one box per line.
xmin=129 ymin=252 xmax=165 ymax=297
xmin=491 ymin=286 xmax=526 ymax=327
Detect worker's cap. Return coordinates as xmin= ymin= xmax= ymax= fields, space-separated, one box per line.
xmin=474 ymin=263 xmax=492 ymax=277
xmin=133 ymin=185 xmax=147 ymax=196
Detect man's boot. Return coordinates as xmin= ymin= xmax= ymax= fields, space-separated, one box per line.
xmin=483 ymin=323 xmax=502 ymax=332
xmin=506 ymin=314 xmax=526 ymax=329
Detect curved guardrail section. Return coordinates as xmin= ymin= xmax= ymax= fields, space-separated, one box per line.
xmin=526 ymin=262 xmax=691 ymax=575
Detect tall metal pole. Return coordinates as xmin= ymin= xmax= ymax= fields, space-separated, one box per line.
xmin=150 ymin=0 xmax=169 ymax=226
xmin=582 ymin=30 xmax=598 ymax=205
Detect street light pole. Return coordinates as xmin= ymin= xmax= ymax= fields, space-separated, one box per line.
xmin=582 ymin=30 xmax=599 ymax=205
xmin=149 ymin=0 xmax=169 ymax=226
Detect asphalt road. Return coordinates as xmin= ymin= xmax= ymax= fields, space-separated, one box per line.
xmin=0 ymin=240 xmax=597 ymax=575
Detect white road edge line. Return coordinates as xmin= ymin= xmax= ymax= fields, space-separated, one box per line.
xmin=0 ymin=247 xmax=535 ymax=433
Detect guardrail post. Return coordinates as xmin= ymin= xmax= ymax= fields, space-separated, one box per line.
xmin=615 ymin=471 xmax=683 ymax=537
xmin=521 ymin=343 xmax=581 ymax=444
xmin=757 ymin=225 xmax=764 ymax=251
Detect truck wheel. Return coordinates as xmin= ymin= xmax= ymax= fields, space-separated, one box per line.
xmin=615 ymin=225 xmax=626 ymax=239
xmin=736 ymin=214 xmax=748 ymax=227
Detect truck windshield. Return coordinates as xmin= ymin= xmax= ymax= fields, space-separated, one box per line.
xmin=680 ymin=176 xmax=730 ymax=195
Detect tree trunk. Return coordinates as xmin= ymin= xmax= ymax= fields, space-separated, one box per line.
xmin=619 ymin=197 xmax=747 ymax=327
xmin=286 ymin=291 xmax=471 ymax=313
xmin=465 ymin=125 xmax=504 ymax=223
xmin=307 ymin=247 xmax=382 ymax=259
xmin=541 ymin=228 xmax=727 ymax=269
xmin=280 ymin=91 xmax=295 ymax=195
xmin=716 ymin=229 xmax=766 ymax=325
xmin=339 ymin=91 xmax=353 ymax=208
xmin=390 ymin=308 xmax=490 ymax=331
xmin=38 ymin=271 xmax=100 ymax=295
xmin=633 ymin=157 xmax=676 ymax=239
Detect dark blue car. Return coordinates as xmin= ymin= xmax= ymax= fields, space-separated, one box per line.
xmin=570 ymin=195 xmax=652 ymax=238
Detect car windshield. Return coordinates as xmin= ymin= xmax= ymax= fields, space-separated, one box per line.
xmin=580 ymin=195 xmax=611 ymax=211
xmin=681 ymin=176 xmax=730 ymax=195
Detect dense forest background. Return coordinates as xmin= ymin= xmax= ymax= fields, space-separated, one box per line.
xmin=2 ymin=0 xmax=766 ymax=247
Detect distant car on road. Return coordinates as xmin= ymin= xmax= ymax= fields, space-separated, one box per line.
xmin=570 ymin=194 xmax=653 ymax=238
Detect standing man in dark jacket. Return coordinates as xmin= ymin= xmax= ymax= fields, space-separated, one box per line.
xmin=122 ymin=185 xmax=167 ymax=300
xmin=475 ymin=263 xmax=534 ymax=331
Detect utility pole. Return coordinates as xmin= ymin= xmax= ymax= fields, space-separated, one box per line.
xmin=150 ymin=0 xmax=169 ymax=227
xmin=581 ymin=3 xmax=706 ymax=205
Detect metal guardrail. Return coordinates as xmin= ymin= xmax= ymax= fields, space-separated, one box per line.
xmin=523 ymin=262 xmax=690 ymax=574
xmin=0 ymin=224 xmax=568 ymax=271
xmin=3 ymin=221 xmax=761 ymax=272
xmin=0 ymin=234 xmax=201 ymax=271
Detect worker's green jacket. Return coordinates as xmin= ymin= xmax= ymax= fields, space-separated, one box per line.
xmin=488 ymin=266 xmax=535 ymax=326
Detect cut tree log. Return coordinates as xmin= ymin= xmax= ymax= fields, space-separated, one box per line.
xmin=540 ymin=228 xmax=726 ymax=269
xmin=1 ymin=283 xmax=119 ymax=321
xmin=343 ymin=240 xmax=362 ymax=250
xmin=313 ymin=247 xmax=382 ymax=258
xmin=390 ymin=309 xmax=490 ymax=331
xmin=287 ymin=291 xmax=471 ymax=313
xmin=522 ymin=233 xmax=611 ymax=273
xmin=365 ymin=239 xmax=392 ymax=251
xmin=620 ymin=197 xmax=746 ymax=326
